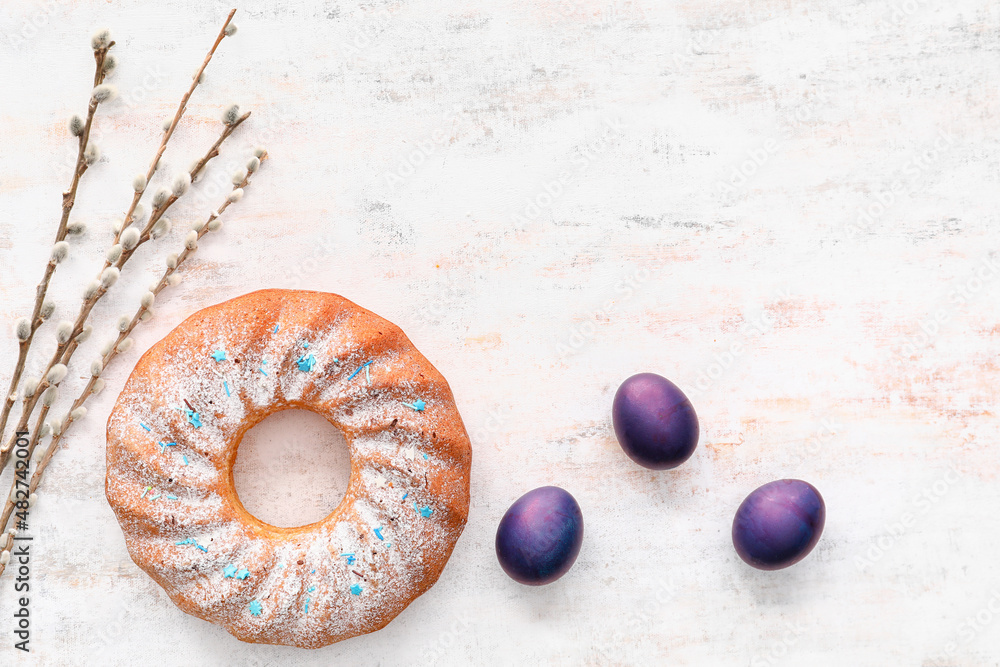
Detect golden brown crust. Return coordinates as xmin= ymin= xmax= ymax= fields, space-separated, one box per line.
xmin=105 ymin=289 xmax=471 ymax=647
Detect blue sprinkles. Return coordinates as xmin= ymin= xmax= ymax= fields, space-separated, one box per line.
xmin=403 ymin=399 xmax=426 ymax=412
xmin=350 ymin=584 xmax=363 ymax=595
xmin=308 ymin=585 xmax=316 ymax=593
xmin=140 ymin=423 xmax=151 ymax=432
xmin=249 ymin=600 xmax=262 ymax=616
xmin=274 ymin=324 xmax=280 ymax=333
xmin=297 ymin=353 xmax=317 ymax=372
xmin=182 ymin=455 xmax=189 ymax=466
xmin=211 ymin=349 xmax=227 ymax=362
xmin=166 ymin=494 xmax=178 ymax=500
xmin=236 ymin=567 xmax=249 ymax=580
xmin=185 ymin=410 xmax=202 ymax=428
xmin=416 ymin=504 xmax=433 ymax=517
xmin=374 ymin=527 xmax=384 ymax=541
xmin=176 ymin=538 xmax=208 ymax=552
xmin=340 ymin=553 xmax=356 ymax=565
xmin=223 ymin=564 xmax=237 ymax=578
xmin=159 ymin=441 xmax=177 ymax=454
xmin=347 ymin=360 xmax=373 ymax=382
xmin=223 ymin=380 xmax=231 ymax=396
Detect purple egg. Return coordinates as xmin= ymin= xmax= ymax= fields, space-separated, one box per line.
xmin=732 ymin=479 xmax=825 ymax=570
xmin=495 ymin=486 xmax=583 ymax=585
xmin=612 ymin=373 xmax=699 ymax=470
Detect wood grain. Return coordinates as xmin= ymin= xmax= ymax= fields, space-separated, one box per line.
xmin=0 ymin=0 xmax=998 ymax=664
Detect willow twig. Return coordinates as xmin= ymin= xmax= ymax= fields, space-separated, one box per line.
xmin=0 ymin=33 xmax=116 ymax=448
xmin=112 ymin=8 xmax=238 ymax=246
xmin=0 ymin=16 xmax=244 ymax=473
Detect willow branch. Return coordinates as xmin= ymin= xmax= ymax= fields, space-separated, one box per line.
xmin=100 ymin=111 xmax=250 ymax=277
xmin=187 ymin=111 xmax=250 ymax=184
xmin=0 ymin=17 xmax=250 ymax=471
xmin=112 ymin=8 xmax=237 ymax=245
xmin=0 ymin=39 xmax=114 ymax=448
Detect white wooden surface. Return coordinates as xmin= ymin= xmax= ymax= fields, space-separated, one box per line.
xmin=1 ymin=1 xmax=999 ymax=665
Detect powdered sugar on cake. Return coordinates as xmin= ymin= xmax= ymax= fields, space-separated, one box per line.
xmin=105 ymin=290 xmax=471 ymax=648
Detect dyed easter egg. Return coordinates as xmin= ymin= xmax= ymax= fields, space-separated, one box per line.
xmin=612 ymin=373 xmax=699 ymax=469
xmin=496 ymin=486 xmax=583 ymax=585
xmin=732 ymin=479 xmax=825 ymax=570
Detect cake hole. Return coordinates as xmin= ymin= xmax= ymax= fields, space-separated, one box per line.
xmin=233 ymin=409 xmax=351 ymax=528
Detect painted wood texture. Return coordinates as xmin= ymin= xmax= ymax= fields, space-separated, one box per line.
xmin=1 ymin=1 xmax=998 ymax=665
